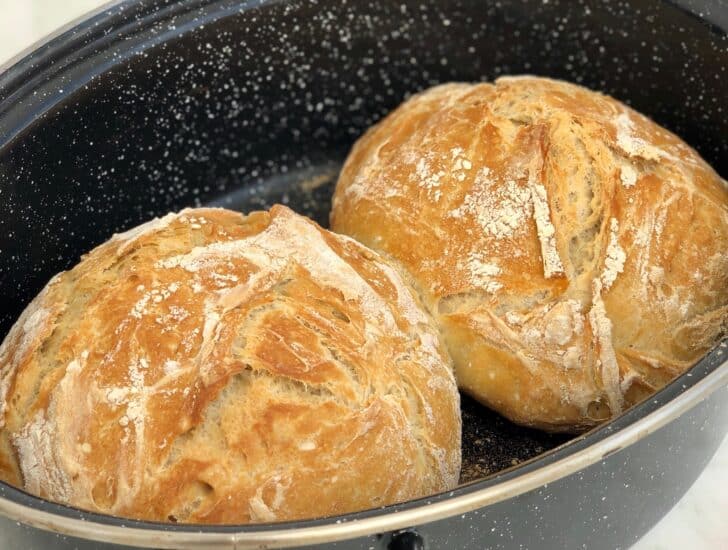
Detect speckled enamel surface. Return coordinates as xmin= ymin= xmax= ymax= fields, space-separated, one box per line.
xmin=0 ymin=0 xmax=725 ymax=548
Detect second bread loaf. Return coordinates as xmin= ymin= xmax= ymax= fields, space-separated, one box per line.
xmin=331 ymin=76 xmax=728 ymax=432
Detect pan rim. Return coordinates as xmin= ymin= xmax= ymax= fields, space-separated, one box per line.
xmin=0 ymin=0 xmax=125 ymax=77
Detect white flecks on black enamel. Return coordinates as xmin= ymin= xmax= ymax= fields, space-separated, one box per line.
xmin=0 ymin=4 xmax=726 ymax=543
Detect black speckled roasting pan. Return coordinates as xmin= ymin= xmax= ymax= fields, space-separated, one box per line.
xmin=0 ymin=0 xmax=726 ymax=548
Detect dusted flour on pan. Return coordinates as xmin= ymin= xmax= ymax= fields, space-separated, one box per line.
xmin=0 ymin=206 xmax=461 ymax=523
xmin=331 ymin=76 xmax=728 ymax=432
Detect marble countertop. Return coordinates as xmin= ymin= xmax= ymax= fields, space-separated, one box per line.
xmin=637 ymin=435 xmax=727 ymax=549
xmin=0 ymin=1 xmax=725 ymax=549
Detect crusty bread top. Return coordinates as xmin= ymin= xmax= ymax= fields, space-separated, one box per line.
xmin=332 ymin=76 xmax=728 ymax=431
xmin=0 ymin=205 xmax=460 ymax=523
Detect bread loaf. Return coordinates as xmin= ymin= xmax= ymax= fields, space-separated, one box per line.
xmin=331 ymin=76 xmax=728 ymax=432
xmin=0 ymin=205 xmax=461 ymax=523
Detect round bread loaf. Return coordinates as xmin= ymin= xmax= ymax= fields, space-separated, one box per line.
xmin=0 ymin=205 xmax=461 ymax=523
xmin=331 ymin=76 xmax=728 ymax=432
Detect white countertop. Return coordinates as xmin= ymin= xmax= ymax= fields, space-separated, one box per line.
xmin=0 ymin=1 xmax=726 ymax=549
xmin=637 ymin=435 xmax=727 ymax=549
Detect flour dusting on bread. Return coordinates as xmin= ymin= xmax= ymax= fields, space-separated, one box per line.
xmin=332 ymin=75 xmax=728 ymax=431
xmin=601 ymin=219 xmax=626 ymax=290
xmin=0 ymin=206 xmax=461 ymax=523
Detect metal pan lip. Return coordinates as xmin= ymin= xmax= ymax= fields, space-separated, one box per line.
xmin=0 ymin=0 xmax=124 ymax=77
xmin=0 ymin=0 xmax=726 ymax=547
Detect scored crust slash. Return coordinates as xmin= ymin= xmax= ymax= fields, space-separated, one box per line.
xmin=331 ymin=75 xmax=728 ymax=432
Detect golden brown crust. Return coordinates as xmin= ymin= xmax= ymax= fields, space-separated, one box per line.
xmin=331 ymin=76 xmax=728 ymax=432
xmin=0 ymin=206 xmax=461 ymax=523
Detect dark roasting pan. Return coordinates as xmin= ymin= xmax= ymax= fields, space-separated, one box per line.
xmin=0 ymin=0 xmax=726 ymax=548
